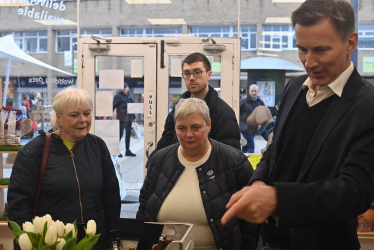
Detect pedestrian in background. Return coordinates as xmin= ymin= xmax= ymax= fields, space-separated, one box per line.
xmin=113 ymin=82 xmax=136 ymax=157
xmin=239 ymin=84 xmax=264 ymax=153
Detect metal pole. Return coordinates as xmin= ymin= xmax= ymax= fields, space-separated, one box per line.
xmin=351 ymin=0 xmax=359 ymax=68
xmin=3 ymin=59 xmax=11 ymax=108
xmin=77 ymin=0 xmax=80 ymax=39
xmin=237 ymin=0 xmax=241 ymax=39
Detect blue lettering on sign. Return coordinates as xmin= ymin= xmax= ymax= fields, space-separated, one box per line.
xmin=16 ymin=0 xmax=66 ymax=25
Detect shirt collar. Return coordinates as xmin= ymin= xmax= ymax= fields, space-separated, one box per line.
xmin=302 ymin=62 xmax=354 ymax=97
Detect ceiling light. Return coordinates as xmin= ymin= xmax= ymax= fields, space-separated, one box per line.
xmin=147 ymin=18 xmax=186 ymax=25
xmin=266 ymin=17 xmax=291 ymax=23
xmin=125 ymin=0 xmax=171 ymax=4
xmin=34 ymin=20 xmax=77 ymax=25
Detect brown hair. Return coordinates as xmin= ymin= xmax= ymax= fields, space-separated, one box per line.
xmin=291 ymin=0 xmax=355 ymax=41
xmin=182 ymin=52 xmax=211 ymax=72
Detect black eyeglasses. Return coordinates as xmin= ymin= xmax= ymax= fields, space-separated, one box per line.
xmin=182 ymin=71 xmax=206 ymax=79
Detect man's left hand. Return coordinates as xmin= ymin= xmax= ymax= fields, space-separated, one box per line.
xmin=221 ymin=184 xmax=278 ymax=225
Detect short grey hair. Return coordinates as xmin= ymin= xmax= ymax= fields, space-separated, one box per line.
xmin=174 ymin=98 xmax=210 ymax=124
xmin=51 ymin=86 xmax=93 ymax=131
xmin=250 ymin=84 xmax=258 ymax=90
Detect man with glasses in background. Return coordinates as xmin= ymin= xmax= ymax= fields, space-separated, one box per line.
xmin=154 ymin=52 xmax=241 ymax=152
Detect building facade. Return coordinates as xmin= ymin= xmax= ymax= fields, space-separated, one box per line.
xmin=1 ymin=0 xmax=373 ymax=108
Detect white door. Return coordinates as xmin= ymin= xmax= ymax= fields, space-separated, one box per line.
xmin=78 ymin=37 xmax=240 ymax=177
xmin=155 ymin=37 xmax=241 ymax=143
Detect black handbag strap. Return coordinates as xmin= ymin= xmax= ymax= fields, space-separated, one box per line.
xmin=33 ymin=132 xmax=51 ymax=216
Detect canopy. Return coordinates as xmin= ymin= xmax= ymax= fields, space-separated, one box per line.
xmin=241 ymin=57 xmax=305 ymax=72
xmin=0 ymin=35 xmax=75 ymax=76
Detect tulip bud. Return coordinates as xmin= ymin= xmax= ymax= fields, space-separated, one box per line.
xmin=64 ymin=223 xmax=76 ymax=238
xmin=86 ymin=220 xmax=96 ymax=237
xmin=33 ymin=216 xmax=44 ymax=235
xmin=45 ymin=225 xmax=57 ymax=246
xmin=54 ymin=220 xmax=65 ymax=238
xmin=42 ymin=214 xmax=53 ymax=229
xmin=22 ymin=221 xmax=34 ymax=233
xmin=19 ymin=233 xmax=32 ymax=250
xmin=56 ymin=238 xmax=66 ymax=250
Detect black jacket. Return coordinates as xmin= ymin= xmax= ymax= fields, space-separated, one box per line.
xmin=239 ymin=97 xmax=264 ymax=135
xmin=113 ymin=90 xmax=136 ymax=121
xmin=137 ymin=139 xmax=258 ymax=250
xmin=155 ymin=86 xmax=240 ymax=151
xmin=8 ymin=132 xmax=121 ymax=249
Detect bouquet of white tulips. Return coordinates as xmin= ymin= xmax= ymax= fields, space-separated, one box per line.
xmin=9 ymin=214 xmax=100 ymax=250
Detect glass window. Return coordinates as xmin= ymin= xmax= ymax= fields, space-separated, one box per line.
xmin=189 ymin=25 xmax=257 ymax=50
xmin=101 ymin=30 xmax=111 ymax=35
xmin=25 ymin=32 xmax=37 ymax=36
xmin=57 ymin=31 xmax=70 ymax=36
xmin=39 ymin=38 xmax=47 ymax=52
xmin=250 ymin=33 xmax=257 ymax=48
xmin=9 ymin=31 xmax=47 ymax=53
xmin=199 ymin=27 xmax=221 ymax=33
xmin=25 ymin=38 xmax=37 ymax=53
xmin=262 ymin=25 xmax=296 ymax=50
xmin=121 ymin=27 xmax=181 ymax=37
xmin=57 ymin=37 xmax=70 ymax=52
xmin=358 ymin=25 xmax=374 ymax=49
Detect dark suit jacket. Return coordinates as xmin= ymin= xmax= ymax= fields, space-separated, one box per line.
xmin=250 ymin=68 xmax=374 ymax=250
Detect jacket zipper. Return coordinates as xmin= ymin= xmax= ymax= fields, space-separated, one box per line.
xmin=70 ymin=150 xmax=84 ymax=223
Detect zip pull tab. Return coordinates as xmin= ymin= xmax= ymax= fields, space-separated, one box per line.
xmin=70 ymin=151 xmax=74 ymax=158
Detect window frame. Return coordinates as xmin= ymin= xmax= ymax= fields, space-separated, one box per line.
xmin=261 ymin=24 xmax=296 ymax=51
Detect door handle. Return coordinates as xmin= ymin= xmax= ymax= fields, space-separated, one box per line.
xmin=146 ymin=141 xmax=154 ymax=158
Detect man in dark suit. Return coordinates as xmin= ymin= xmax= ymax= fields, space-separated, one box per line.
xmin=222 ymin=1 xmax=374 ymax=249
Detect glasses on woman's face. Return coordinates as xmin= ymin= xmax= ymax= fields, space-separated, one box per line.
xmin=182 ymin=70 xmax=206 ymax=79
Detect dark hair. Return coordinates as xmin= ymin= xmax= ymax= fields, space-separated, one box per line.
xmin=291 ymin=0 xmax=355 ymax=41
xmin=182 ymin=52 xmax=211 ymax=72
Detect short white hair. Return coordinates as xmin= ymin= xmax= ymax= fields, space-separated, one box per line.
xmin=51 ymin=86 xmax=93 ymax=131
xmin=249 ymin=84 xmax=258 ymax=90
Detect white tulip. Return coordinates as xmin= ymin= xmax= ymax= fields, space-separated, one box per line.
xmin=22 ymin=221 xmax=34 ymax=233
xmin=64 ymin=223 xmax=76 ymax=238
xmin=33 ymin=216 xmax=44 ymax=235
xmin=19 ymin=233 xmax=32 ymax=250
xmin=45 ymin=225 xmax=57 ymax=246
xmin=54 ymin=220 xmax=65 ymax=238
xmin=42 ymin=214 xmax=53 ymax=229
xmin=56 ymin=238 xmax=66 ymax=250
xmin=86 ymin=220 xmax=96 ymax=237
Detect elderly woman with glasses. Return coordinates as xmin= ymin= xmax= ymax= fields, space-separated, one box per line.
xmin=8 ymin=86 xmax=120 ymax=249
xmin=137 ymin=98 xmax=258 ymax=250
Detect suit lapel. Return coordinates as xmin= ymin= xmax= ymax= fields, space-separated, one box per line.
xmin=269 ymin=77 xmax=305 ymax=175
xmin=296 ymin=69 xmax=362 ymax=181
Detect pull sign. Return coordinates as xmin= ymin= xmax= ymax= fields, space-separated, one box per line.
xmin=147 ymin=91 xmax=155 ymax=118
